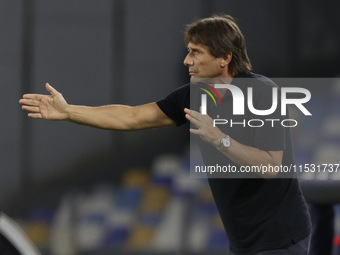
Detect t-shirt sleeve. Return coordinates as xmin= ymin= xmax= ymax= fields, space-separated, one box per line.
xmin=156 ymin=84 xmax=190 ymax=126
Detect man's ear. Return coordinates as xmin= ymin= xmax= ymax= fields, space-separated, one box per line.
xmin=220 ymin=52 xmax=232 ymax=68
xmin=225 ymin=52 xmax=232 ymax=64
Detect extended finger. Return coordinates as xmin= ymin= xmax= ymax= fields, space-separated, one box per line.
xmin=27 ymin=113 xmax=42 ymax=119
xmin=184 ymin=108 xmax=201 ymax=121
xmin=45 ymin=83 xmax=59 ymax=96
xmin=187 ymin=115 xmax=200 ymax=127
xmin=184 ymin=108 xmax=200 ymax=116
xmin=22 ymin=105 xmax=40 ymax=113
xmin=189 ymin=128 xmax=200 ymax=135
xmin=22 ymin=94 xmax=44 ymax=100
xmin=19 ymin=98 xmax=40 ymax=106
xmin=187 ymin=109 xmax=201 ymax=119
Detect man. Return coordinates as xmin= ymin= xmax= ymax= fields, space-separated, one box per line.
xmin=20 ymin=15 xmax=311 ymax=254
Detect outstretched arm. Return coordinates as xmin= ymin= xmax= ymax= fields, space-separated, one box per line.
xmin=19 ymin=83 xmax=176 ymax=131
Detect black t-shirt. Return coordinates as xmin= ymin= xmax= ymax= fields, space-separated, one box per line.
xmin=156 ymin=72 xmax=311 ymax=255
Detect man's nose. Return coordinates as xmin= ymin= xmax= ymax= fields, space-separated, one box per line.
xmin=183 ymin=54 xmax=193 ymax=66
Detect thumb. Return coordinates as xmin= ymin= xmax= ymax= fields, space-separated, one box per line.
xmin=45 ymin=83 xmax=58 ymax=96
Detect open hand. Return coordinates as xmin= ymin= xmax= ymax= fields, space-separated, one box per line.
xmin=184 ymin=108 xmax=225 ymax=147
xmin=19 ymin=83 xmax=69 ymax=120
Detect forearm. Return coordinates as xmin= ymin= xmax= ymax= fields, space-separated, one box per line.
xmin=218 ymin=137 xmax=281 ymax=166
xmin=65 ymin=102 xmax=175 ymax=131
xmin=66 ymin=104 xmax=136 ymax=130
xmin=211 ymin=134 xmax=283 ymax=178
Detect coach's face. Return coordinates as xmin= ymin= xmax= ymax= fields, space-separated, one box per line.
xmin=184 ymin=42 xmax=230 ymax=78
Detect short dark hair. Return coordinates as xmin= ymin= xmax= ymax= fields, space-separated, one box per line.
xmin=184 ymin=15 xmax=252 ymax=76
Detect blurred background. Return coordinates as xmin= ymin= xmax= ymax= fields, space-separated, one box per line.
xmin=1 ymin=0 xmax=340 ymax=254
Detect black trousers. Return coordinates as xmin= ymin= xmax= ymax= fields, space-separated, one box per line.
xmin=228 ymin=235 xmax=311 ymax=255
xmin=308 ymin=203 xmax=334 ymax=255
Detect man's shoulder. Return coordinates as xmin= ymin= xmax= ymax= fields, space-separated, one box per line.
xmin=236 ymin=71 xmax=268 ymax=79
xmin=177 ymin=83 xmax=191 ymax=91
xmin=236 ymin=71 xmax=279 ymax=89
xmin=159 ymin=83 xmax=190 ymax=101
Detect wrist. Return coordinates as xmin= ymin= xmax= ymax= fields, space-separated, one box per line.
xmin=217 ymin=134 xmax=232 ymax=152
xmin=213 ymin=132 xmax=226 ymax=148
xmin=64 ymin=104 xmax=73 ymax=121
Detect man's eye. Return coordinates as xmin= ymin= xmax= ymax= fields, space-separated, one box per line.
xmin=187 ymin=48 xmax=200 ymax=55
